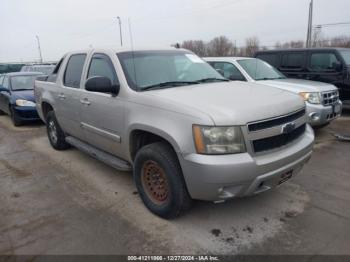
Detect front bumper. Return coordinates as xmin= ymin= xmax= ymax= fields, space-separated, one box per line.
xmin=179 ymin=125 xmax=314 ymax=201
xmin=306 ymin=101 xmax=342 ymax=126
xmin=14 ymin=106 xmax=40 ymax=121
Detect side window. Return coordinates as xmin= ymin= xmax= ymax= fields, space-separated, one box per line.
xmin=281 ymin=53 xmax=304 ymax=69
xmin=211 ymin=62 xmax=246 ymax=81
xmin=257 ymin=54 xmax=279 ymax=67
xmin=87 ymin=54 xmax=119 ymax=86
xmin=310 ymin=53 xmax=340 ymax=71
xmin=64 ymin=54 xmax=86 ymax=88
xmin=48 ymin=57 xmax=65 ymax=82
xmin=2 ymin=76 xmax=9 ymax=89
xmin=0 ymin=76 xmax=4 ymax=85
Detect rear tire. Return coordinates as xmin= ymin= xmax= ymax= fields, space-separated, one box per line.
xmin=46 ymin=111 xmax=70 ymax=150
xmin=10 ymin=107 xmax=22 ymax=126
xmin=134 ymin=142 xmax=192 ymax=219
xmin=0 ymin=110 xmax=5 ymax=115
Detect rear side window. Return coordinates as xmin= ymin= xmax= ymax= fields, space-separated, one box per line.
xmin=257 ymin=54 xmax=279 ymax=67
xmin=310 ymin=53 xmax=340 ymax=71
xmin=64 ymin=54 xmax=86 ymax=88
xmin=281 ymin=53 xmax=304 ymax=69
xmin=87 ymin=54 xmax=119 ymax=86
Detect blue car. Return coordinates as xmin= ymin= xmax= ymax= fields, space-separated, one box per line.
xmin=0 ymin=72 xmax=43 ymax=126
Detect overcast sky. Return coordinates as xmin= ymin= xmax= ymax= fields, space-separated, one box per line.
xmin=1 ymin=0 xmax=349 ymax=62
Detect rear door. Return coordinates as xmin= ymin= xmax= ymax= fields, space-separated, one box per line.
xmin=79 ymin=53 xmax=125 ymax=156
xmin=278 ymin=51 xmax=307 ymax=79
xmin=0 ymin=76 xmax=11 ymax=114
xmin=55 ymin=53 xmax=86 ymax=139
xmin=306 ymin=50 xmax=344 ymax=85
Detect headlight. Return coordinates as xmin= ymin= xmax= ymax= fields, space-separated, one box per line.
xmin=299 ymin=92 xmax=321 ymax=104
xmin=15 ymin=99 xmax=36 ymax=107
xmin=193 ymin=125 xmax=246 ymax=154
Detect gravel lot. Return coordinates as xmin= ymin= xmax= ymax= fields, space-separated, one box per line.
xmin=0 ymin=111 xmax=349 ymax=255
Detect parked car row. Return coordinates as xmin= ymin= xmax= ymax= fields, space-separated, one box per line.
xmin=1 ymin=47 xmax=347 ymax=218
xmin=33 ymin=48 xmax=314 ymax=218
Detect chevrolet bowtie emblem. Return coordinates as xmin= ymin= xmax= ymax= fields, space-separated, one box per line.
xmin=281 ymin=122 xmax=296 ymax=134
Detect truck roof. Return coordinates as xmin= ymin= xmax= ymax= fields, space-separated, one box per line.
xmin=255 ymin=47 xmax=350 ymax=54
xmin=63 ymin=47 xmax=188 ymax=56
xmin=4 ymin=72 xmax=43 ymax=77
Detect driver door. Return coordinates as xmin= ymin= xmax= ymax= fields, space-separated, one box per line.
xmin=0 ymin=76 xmax=11 ymax=114
xmin=79 ymin=53 xmax=125 ymax=157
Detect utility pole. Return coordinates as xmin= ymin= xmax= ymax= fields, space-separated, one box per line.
xmin=306 ymin=0 xmax=313 ymax=48
xmin=117 ymin=17 xmax=123 ymax=46
xmin=36 ymin=35 xmax=43 ymax=63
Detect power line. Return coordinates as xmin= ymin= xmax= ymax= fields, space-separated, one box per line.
xmin=314 ymin=21 xmax=350 ymax=28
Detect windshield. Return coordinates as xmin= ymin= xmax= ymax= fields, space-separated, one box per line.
xmin=117 ymin=50 xmax=226 ymax=91
xmin=237 ymin=58 xmax=286 ymax=81
xmin=10 ymin=75 xmax=38 ymax=91
xmin=340 ymin=50 xmax=350 ymax=65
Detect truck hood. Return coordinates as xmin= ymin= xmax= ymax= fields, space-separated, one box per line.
xmin=146 ymin=82 xmax=305 ymax=125
xmin=11 ymin=90 xmax=35 ymax=102
xmin=257 ymin=78 xmax=338 ymax=93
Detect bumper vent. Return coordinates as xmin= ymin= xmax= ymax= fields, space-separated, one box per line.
xmin=252 ymin=124 xmax=306 ymax=153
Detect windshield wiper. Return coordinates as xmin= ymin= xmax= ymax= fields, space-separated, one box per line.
xmin=197 ymin=78 xmax=229 ymax=83
xmin=141 ymin=81 xmax=200 ymax=91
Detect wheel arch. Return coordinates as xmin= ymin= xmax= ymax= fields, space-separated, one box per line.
xmin=128 ymin=125 xmax=182 ymax=162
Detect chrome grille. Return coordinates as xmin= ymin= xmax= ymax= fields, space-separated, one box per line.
xmin=246 ymin=109 xmax=307 ymax=153
xmin=248 ymin=109 xmax=305 ymax=132
xmin=252 ymin=124 xmax=306 ymax=153
xmin=322 ymin=90 xmax=339 ymax=106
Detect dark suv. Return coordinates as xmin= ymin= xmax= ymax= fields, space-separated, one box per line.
xmin=255 ymin=48 xmax=350 ymax=104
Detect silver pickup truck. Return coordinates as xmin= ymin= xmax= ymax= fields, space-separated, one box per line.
xmin=35 ymin=48 xmax=314 ymax=218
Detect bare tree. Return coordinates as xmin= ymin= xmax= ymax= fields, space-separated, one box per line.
xmin=181 ymin=40 xmax=207 ymax=56
xmin=311 ymin=27 xmax=325 ymax=47
xmin=290 ymin=40 xmax=305 ymax=48
xmin=207 ymin=36 xmax=234 ymax=56
xmin=245 ymin=37 xmax=260 ymax=57
xmin=274 ymin=41 xmax=282 ymax=49
xmin=329 ymin=36 xmax=350 ymax=48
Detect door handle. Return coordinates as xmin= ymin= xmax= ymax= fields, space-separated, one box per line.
xmin=80 ymin=98 xmax=91 ymax=106
xmin=58 ymin=93 xmax=66 ymax=99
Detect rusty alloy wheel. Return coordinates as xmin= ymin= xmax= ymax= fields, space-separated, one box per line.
xmin=141 ymin=160 xmax=169 ymax=205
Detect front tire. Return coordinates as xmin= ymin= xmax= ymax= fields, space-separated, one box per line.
xmin=10 ymin=107 xmax=22 ymax=126
xmin=46 ymin=111 xmax=70 ymax=150
xmin=134 ymin=142 xmax=192 ymax=219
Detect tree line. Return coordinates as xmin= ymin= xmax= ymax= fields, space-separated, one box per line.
xmin=178 ymin=33 xmax=350 ymax=57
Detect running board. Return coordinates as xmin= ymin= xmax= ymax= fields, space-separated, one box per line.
xmin=65 ymin=136 xmax=132 ymax=171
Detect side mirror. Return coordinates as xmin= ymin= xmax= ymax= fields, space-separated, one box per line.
xmin=229 ymin=75 xmax=246 ymax=81
xmin=0 ymin=85 xmax=8 ymax=92
xmin=36 ymin=75 xmax=49 ymax=82
xmin=85 ymin=76 xmax=119 ymax=94
xmin=332 ymin=61 xmax=343 ymax=71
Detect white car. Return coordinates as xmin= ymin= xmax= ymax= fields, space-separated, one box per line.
xmin=204 ymin=57 xmax=342 ymax=127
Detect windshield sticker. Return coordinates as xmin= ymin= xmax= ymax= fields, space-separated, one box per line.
xmin=185 ymin=54 xmax=205 ymax=63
